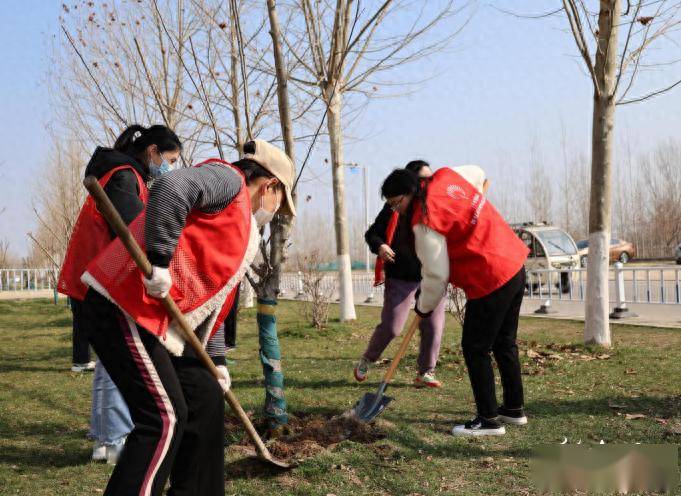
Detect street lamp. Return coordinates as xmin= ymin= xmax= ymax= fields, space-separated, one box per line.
xmin=347 ymin=162 xmax=375 ymax=303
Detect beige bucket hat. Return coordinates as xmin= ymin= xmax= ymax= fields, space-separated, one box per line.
xmin=243 ymin=139 xmax=296 ymax=217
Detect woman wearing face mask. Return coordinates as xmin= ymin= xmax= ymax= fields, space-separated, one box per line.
xmin=79 ymin=139 xmax=295 ymax=496
xmin=57 ymin=124 xmax=182 ymax=463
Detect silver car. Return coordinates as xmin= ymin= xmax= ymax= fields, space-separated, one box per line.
xmin=512 ymin=223 xmax=580 ymax=293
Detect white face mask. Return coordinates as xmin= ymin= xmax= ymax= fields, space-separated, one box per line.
xmin=254 ymin=194 xmax=278 ymax=227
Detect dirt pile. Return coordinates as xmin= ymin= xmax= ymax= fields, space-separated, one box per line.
xmin=225 ymin=412 xmax=389 ymax=464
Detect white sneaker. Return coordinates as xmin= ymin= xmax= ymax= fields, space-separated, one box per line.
xmin=71 ymin=361 xmax=96 ymax=372
xmin=91 ymin=442 xmax=106 ymax=462
xmin=106 ymin=441 xmax=126 ymax=465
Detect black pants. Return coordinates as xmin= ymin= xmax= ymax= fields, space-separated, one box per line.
xmin=462 ymin=269 xmax=525 ymax=419
xmin=70 ymin=298 xmax=91 ymax=364
xmin=224 ymin=283 xmax=240 ymax=349
xmin=83 ymin=290 xmax=225 ymax=496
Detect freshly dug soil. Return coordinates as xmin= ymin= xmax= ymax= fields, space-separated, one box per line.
xmin=225 ymin=411 xmax=389 ymax=464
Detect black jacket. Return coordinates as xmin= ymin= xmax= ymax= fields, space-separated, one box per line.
xmin=364 ymin=203 xmax=422 ymax=282
xmin=84 ymin=147 xmax=148 ymax=237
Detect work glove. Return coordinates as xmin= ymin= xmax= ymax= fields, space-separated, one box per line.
xmin=414 ymin=288 xmax=433 ymax=319
xmin=143 ymin=266 xmax=172 ymax=298
xmin=216 ymin=365 xmax=231 ymax=392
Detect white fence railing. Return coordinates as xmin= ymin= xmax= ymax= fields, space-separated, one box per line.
xmin=525 ymin=263 xmax=681 ymax=305
xmin=0 ymin=269 xmax=57 ymax=292
xmin=280 ymin=264 xmax=681 ymax=306
xmin=5 ymin=265 xmax=680 ymax=307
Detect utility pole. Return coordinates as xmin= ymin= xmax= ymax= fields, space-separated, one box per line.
xmin=348 ymin=162 xmax=374 ymax=302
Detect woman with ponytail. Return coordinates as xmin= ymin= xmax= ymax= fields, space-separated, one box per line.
xmin=78 ymin=138 xmax=296 ymax=495
xmin=56 ymin=124 xmax=182 ymax=478
xmin=381 ymin=164 xmax=529 ymax=437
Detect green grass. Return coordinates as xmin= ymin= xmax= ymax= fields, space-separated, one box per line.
xmin=0 ymin=298 xmax=679 ymax=495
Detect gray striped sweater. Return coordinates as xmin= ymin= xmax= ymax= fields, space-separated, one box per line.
xmin=145 ymin=162 xmax=244 ymax=362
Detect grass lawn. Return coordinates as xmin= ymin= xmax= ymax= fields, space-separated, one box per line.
xmin=0 ymin=298 xmax=679 ymax=495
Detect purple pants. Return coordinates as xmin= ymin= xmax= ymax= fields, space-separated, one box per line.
xmin=363 ymin=278 xmax=446 ymax=375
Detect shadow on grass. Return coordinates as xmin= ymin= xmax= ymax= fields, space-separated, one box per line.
xmin=0 ymin=347 xmax=71 ymax=373
xmin=526 ymin=394 xmax=681 ymax=418
xmin=0 ymin=444 xmax=90 ymax=469
xmin=224 ymin=456 xmax=293 ymax=480
xmin=230 ymin=378 xmax=415 ymax=390
xmin=0 ymin=316 xmax=73 ymax=332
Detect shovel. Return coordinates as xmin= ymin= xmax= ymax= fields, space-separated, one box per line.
xmin=83 ymin=176 xmax=292 ymax=469
xmin=351 ymin=315 xmax=421 ymax=422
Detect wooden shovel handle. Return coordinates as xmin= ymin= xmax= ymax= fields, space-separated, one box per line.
xmin=382 ymin=315 xmax=421 ymax=383
xmin=82 ymin=176 xmax=273 ymax=460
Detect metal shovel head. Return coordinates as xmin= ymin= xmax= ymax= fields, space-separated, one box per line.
xmin=351 ymin=391 xmax=394 ymax=422
xmin=242 ymin=447 xmax=296 ymax=469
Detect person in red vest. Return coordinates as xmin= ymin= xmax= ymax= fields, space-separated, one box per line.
xmin=57 ymin=124 xmax=183 ymax=459
xmin=355 ymin=160 xmax=447 ymax=388
xmin=79 ymin=139 xmax=295 ymax=496
xmin=381 ymin=165 xmax=529 ymax=437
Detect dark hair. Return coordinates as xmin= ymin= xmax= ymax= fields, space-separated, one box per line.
xmin=113 ymin=124 xmax=182 ymax=164
xmin=381 ymin=168 xmax=430 ymax=216
xmin=404 ymin=160 xmax=430 ymax=174
xmin=381 ymin=169 xmax=419 ymax=198
xmin=232 ymin=158 xmax=275 ymax=185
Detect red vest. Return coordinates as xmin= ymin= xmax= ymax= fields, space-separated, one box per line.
xmin=412 ymin=167 xmax=528 ymax=299
xmin=373 ymin=210 xmax=399 ymax=287
xmin=58 ymin=165 xmax=148 ymax=301
xmin=83 ymin=160 xmax=253 ymax=338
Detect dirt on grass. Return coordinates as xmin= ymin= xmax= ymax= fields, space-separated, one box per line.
xmin=225 ymin=411 xmax=390 ymax=465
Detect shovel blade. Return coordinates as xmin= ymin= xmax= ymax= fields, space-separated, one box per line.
xmin=351 ymin=392 xmax=394 ymax=422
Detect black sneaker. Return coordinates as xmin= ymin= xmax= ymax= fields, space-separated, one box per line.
xmin=497 ymin=406 xmax=528 ymax=425
xmin=451 ymin=416 xmax=506 ymax=437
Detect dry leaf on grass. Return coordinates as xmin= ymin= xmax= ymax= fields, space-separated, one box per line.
xmin=666 ymin=423 xmax=681 ymax=435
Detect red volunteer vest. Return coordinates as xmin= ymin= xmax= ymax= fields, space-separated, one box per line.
xmin=84 ymin=160 xmax=252 ymax=337
xmin=412 ymin=167 xmax=528 ymax=299
xmin=373 ymin=210 xmax=399 ymax=287
xmin=58 ymin=165 xmax=148 ymax=301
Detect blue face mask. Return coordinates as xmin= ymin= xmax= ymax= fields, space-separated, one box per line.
xmin=149 ymin=153 xmax=171 ymax=178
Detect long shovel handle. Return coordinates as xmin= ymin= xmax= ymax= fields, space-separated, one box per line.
xmin=382 ymin=315 xmax=421 ymax=384
xmin=83 ymin=176 xmax=277 ymax=464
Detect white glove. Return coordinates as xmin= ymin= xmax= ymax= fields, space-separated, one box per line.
xmin=216 ymin=365 xmax=231 ymax=392
xmin=143 ymin=266 xmax=172 ymax=298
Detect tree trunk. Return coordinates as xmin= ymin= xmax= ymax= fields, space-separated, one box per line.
xmin=585 ymin=0 xmax=620 ymax=348
xmin=326 ymin=87 xmax=356 ymax=321
xmin=229 ymin=21 xmax=244 ymax=154
xmin=248 ymin=0 xmax=299 ymax=430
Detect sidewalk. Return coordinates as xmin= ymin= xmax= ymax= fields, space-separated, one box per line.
xmin=292 ymin=290 xmax=681 ymax=330
xmin=520 ymin=299 xmax=681 ymax=329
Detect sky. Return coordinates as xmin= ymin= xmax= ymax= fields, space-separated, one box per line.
xmin=1 ymin=0 xmax=680 ymax=259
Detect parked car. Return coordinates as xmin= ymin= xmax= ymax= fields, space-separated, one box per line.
xmin=676 ymin=243 xmax=681 ymax=265
xmin=512 ymin=222 xmax=580 ymax=293
xmin=576 ymin=238 xmax=637 ymax=267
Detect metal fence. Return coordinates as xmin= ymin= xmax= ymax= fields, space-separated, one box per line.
xmin=281 ymin=264 xmax=681 ymax=306
xmin=525 ymin=263 xmax=681 ymax=305
xmin=0 ymin=268 xmax=57 ymax=292
xmin=5 ymin=265 xmax=679 ymax=307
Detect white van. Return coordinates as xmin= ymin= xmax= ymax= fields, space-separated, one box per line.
xmin=512 ymin=222 xmax=580 ymax=293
